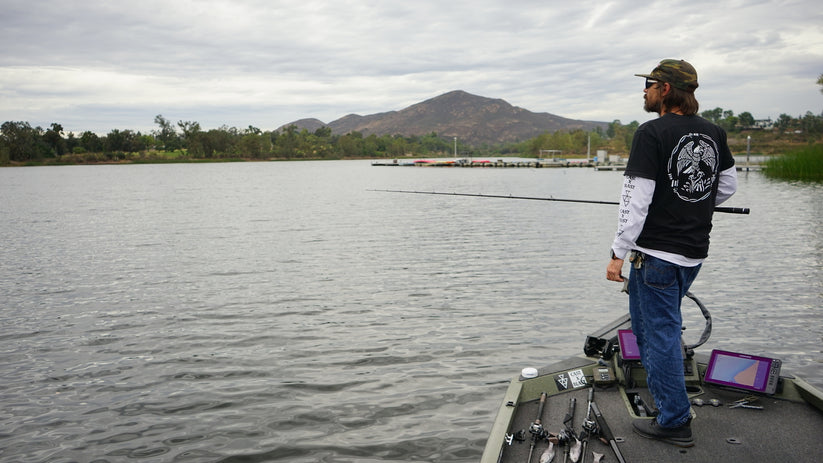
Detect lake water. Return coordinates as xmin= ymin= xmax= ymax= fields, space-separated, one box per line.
xmin=1 ymin=161 xmax=821 ymax=462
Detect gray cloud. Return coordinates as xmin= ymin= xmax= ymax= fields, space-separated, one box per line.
xmin=2 ymin=0 xmax=821 ymax=134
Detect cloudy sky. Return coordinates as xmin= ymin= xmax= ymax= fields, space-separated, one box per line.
xmin=2 ymin=0 xmax=822 ymax=135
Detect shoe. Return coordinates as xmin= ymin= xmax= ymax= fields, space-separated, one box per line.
xmin=632 ymin=418 xmax=694 ymax=448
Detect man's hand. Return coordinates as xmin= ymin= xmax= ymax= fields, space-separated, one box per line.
xmin=607 ymin=258 xmax=625 ymax=282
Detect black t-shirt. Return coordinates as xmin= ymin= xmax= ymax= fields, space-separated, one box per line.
xmin=625 ymin=114 xmax=735 ymax=259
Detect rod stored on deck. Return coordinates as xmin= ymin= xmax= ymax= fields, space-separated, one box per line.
xmin=580 ymin=388 xmax=595 ymax=463
xmin=528 ymin=392 xmax=548 ymax=463
xmin=590 ymin=401 xmax=626 ymax=463
xmin=368 ymin=189 xmax=750 ymax=215
xmin=563 ymin=397 xmax=579 ymax=463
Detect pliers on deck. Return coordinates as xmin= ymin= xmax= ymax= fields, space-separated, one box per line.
xmin=728 ymin=396 xmax=764 ymax=410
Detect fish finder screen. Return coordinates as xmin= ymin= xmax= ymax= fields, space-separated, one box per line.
xmin=617 ymin=329 xmax=641 ymax=360
xmin=704 ymin=349 xmax=780 ymax=394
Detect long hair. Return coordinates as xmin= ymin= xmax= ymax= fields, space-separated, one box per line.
xmin=663 ymin=87 xmax=699 ymax=116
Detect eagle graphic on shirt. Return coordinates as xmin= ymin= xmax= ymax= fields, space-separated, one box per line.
xmin=668 ymin=133 xmax=719 ymax=202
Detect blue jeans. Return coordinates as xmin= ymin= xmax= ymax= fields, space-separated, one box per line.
xmin=628 ymin=253 xmax=701 ymax=428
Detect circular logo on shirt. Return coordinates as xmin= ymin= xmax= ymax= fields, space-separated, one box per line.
xmin=667 ymin=133 xmax=719 ymax=202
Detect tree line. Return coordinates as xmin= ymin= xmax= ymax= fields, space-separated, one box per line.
xmin=2 ymin=109 xmax=822 ymax=164
xmin=0 ymin=115 xmax=472 ymax=164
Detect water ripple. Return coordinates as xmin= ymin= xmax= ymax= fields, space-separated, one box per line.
xmin=0 ymin=163 xmax=820 ymax=462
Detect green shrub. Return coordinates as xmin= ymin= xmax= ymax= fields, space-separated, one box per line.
xmin=764 ymin=144 xmax=823 ymax=182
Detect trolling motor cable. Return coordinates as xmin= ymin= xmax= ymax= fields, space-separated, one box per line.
xmin=368 ymin=189 xmax=750 ymax=215
xmin=684 ymin=290 xmax=712 ymax=351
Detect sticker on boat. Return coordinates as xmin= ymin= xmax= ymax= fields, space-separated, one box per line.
xmin=555 ymin=369 xmax=588 ymax=390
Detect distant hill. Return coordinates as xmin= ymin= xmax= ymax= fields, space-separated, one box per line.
xmin=279 ymin=90 xmax=608 ymax=146
xmin=285 ymin=118 xmax=327 ymax=133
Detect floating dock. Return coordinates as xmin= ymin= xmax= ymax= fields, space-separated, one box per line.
xmin=594 ymin=164 xmax=627 ymax=171
xmin=371 ymin=159 xmax=620 ymax=169
xmin=372 ymin=159 xmax=765 ymax=171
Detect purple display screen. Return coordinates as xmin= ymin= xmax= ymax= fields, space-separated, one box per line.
xmin=617 ymin=329 xmax=641 ymax=360
xmin=704 ymin=349 xmax=781 ymax=394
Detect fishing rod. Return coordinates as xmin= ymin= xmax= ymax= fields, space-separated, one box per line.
xmin=528 ymin=392 xmax=548 ymax=463
xmin=368 ymin=189 xmax=750 ymax=215
xmin=590 ymin=401 xmax=627 ymax=463
xmin=579 ymin=388 xmax=595 ymax=463
xmin=560 ymin=397 xmax=580 ymax=463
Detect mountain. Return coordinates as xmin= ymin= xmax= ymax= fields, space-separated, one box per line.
xmin=279 ymin=90 xmax=608 ymax=146
xmin=285 ymin=118 xmax=327 ymax=133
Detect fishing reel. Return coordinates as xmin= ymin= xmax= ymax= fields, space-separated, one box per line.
xmin=528 ymin=421 xmax=547 ymax=440
xmin=549 ymin=428 xmax=576 ymax=446
xmin=581 ymin=418 xmax=599 ymax=439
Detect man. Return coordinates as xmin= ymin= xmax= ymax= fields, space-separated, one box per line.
xmin=606 ymin=59 xmax=737 ymax=447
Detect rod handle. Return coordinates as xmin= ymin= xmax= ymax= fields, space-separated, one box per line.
xmin=535 ymin=391 xmax=547 ymax=423
xmin=714 ymin=206 xmax=750 ymax=214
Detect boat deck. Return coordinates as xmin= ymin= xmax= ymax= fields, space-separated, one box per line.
xmin=491 ymin=358 xmax=823 ymax=463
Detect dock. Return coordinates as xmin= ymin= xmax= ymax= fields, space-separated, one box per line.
xmin=371 ymin=159 xmax=618 ymax=169
xmin=594 ymin=164 xmax=626 ymax=171
xmin=372 ymin=159 xmax=766 ymax=172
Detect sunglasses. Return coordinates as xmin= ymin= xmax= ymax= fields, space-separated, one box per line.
xmin=645 ymin=79 xmax=659 ymax=89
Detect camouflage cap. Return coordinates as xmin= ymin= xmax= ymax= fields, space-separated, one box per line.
xmin=635 ymin=59 xmax=699 ymax=92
